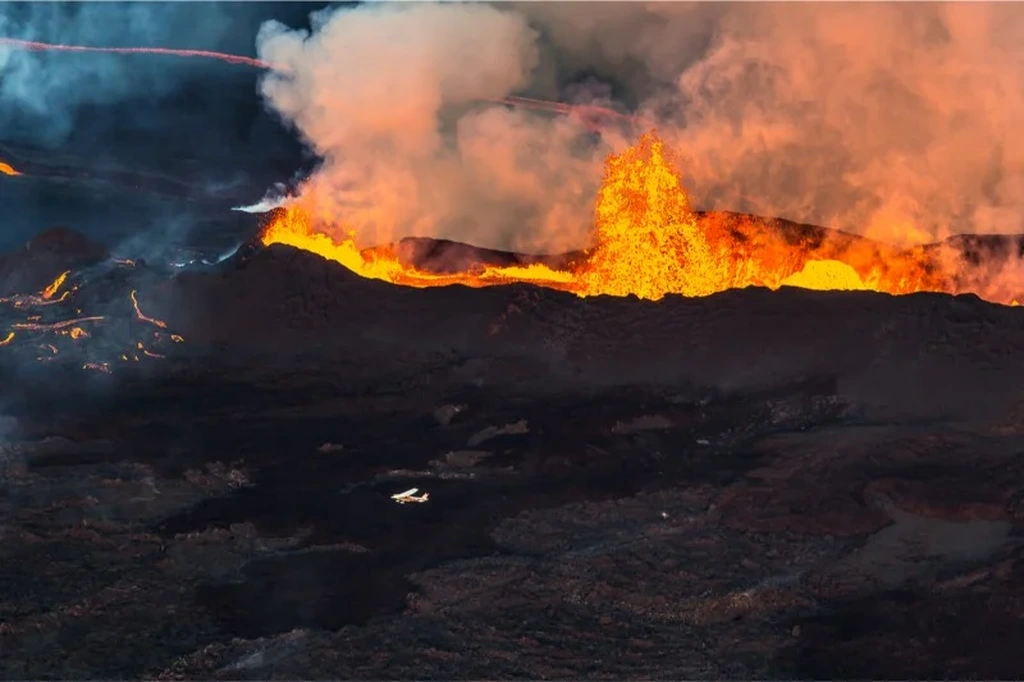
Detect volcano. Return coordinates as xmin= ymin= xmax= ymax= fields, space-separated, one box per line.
xmin=5 ymin=2 xmax=1024 ymax=674
xmin=3 ymin=203 xmax=1024 ymax=679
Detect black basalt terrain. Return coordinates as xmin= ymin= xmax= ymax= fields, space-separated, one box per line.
xmin=2 ymin=228 xmax=1024 ymax=679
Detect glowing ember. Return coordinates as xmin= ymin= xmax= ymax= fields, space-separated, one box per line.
xmin=0 ymin=160 xmax=20 ymax=176
xmin=66 ymin=327 xmax=89 ymax=340
xmin=130 ymin=290 xmax=168 ymax=329
xmin=0 ymin=332 xmax=13 ymax=346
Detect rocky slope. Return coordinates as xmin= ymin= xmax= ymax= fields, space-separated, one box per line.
xmin=1 ymin=227 xmax=1024 ymax=678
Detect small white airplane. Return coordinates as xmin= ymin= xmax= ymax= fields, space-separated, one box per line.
xmin=391 ymin=487 xmax=430 ymax=504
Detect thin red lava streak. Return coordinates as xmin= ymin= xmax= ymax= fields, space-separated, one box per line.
xmin=0 ymin=37 xmax=276 ymax=69
xmin=0 ymin=37 xmax=633 ymax=127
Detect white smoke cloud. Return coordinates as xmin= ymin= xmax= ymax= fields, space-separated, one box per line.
xmin=256 ymin=2 xmax=614 ymax=253
xmin=257 ymin=2 xmax=1024 ymax=251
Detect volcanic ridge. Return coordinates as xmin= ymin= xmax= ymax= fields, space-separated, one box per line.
xmin=2 ymin=190 xmax=1024 ymax=680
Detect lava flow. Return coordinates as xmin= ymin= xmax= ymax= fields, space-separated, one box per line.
xmin=0 ymin=37 xmax=274 ymax=69
xmin=0 ymin=261 xmax=188 ymax=370
xmin=262 ymin=130 xmax=1006 ymax=303
xmin=0 ymin=37 xmax=626 ymax=128
xmin=0 ymin=159 xmax=21 ymax=176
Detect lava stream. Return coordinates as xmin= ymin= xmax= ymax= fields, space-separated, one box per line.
xmin=41 ymin=271 xmax=70 ymax=300
xmin=0 ymin=160 xmax=21 ymax=176
xmin=0 ymin=37 xmax=274 ymax=69
xmin=12 ymin=316 xmax=105 ymax=332
xmin=130 ymin=290 xmax=168 ymax=329
xmin=260 ymin=130 xmax=1017 ymax=305
xmin=0 ymin=38 xmax=625 ymax=130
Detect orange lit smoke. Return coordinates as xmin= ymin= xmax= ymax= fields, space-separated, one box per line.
xmin=261 ymin=130 xmax=1018 ymax=304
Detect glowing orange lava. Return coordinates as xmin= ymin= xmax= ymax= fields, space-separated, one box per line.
xmin=12 ymin=316 xmax=105 ymax=332
xmin=260 ymin=130 xmax=1016 ymax=304
xmin=41 ymin=271 xmax=70 ymax=300
xmin=130 ymin=290 xmax=168 ymax=329
xmin=0 ymin=160 xmax=20 ymax=176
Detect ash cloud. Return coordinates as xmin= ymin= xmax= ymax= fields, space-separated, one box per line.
xmin=260 ymin=2 xmax=1024 ymax=252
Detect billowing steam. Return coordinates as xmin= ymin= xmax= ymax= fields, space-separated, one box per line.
xmin=256 ymin=2 xmax=618 ymax=253
xmin=259 ymin=2 xmax=1024 ymax=250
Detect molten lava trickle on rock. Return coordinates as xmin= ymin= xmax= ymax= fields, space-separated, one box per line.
xmin=260 ymin=131 xmax=1017 ymax=304
xmin=41 ymin=271 xmax=70 ymax=300
xmin=0 ymin=159 xmax=21 ymax=176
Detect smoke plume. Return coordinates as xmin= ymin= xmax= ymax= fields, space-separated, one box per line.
xmin=260 ymin=2 xmax=1024 ymax=251
xmin=256 ymin=2 xmax=617 ymax=253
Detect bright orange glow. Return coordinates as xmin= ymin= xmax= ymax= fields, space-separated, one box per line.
xmin=0 ymin=160 xmax=20 ymax=177
xmin=780 ymin=260 xmax=866 ymax=292
xmin=261 ymin=209 xmax=578 ymax=292
xmin=130 ymin=290 xmax=168 ymax=329
xmin=260 ymin=130 xmax=1015 ymax=305
xmin=41 ymin=271 xmax=70 ymax=300
xmin=0 ymin=331 xmax=13 ymax=347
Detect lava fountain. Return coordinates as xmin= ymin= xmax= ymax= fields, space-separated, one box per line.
xmin=261 ymin=130 xmax=1000 ymax=303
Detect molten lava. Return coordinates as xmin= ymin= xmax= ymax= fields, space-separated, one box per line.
xmin=41 ymin=271 xmax=70 ymax=300
xmin=261 ymin=130 xmax=1013 ymax=304
xmin=0 ymin=160 xmax=20 ymax=176
xmin=130 ymin=290 xmax=168 ymax=329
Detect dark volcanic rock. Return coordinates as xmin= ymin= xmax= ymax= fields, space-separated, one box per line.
xmin=0 ymin=226 xmax=109 ymax=296
xmin=391 ymin=236 xmax=580 ymax=274
xmin=139 ymin=243 xmax=1024 ymax=422
xmin=5 ymin=225 xmax=1024 ymax=679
